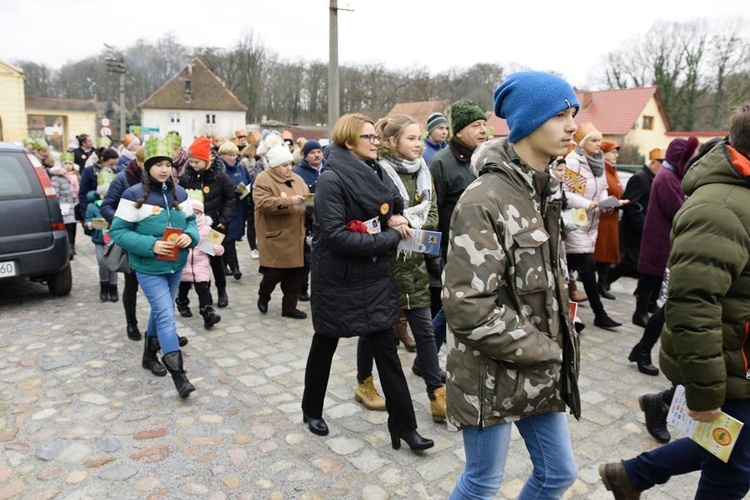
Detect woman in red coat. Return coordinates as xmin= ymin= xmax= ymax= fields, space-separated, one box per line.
xmin=594 ymin=141 xmax=628 ymax=299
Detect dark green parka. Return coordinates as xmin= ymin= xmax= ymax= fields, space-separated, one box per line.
xmin=661 ymin=142 xmax=750 ymax=411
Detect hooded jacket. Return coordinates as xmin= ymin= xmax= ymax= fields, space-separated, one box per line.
xmin=179 ymin=163 xmax=236 ymax=231
xmin=660 ymin=142 xmax=750 ymax=410
xmin=110 ymin=178 xmax=199 ymax=276
xmin=181 ymin=214 xmax=224 ymax=283
xmin=443 ymin=138 xmax=580 ymax=430
xmin=310 ymin=144 xmax=404 ymax=338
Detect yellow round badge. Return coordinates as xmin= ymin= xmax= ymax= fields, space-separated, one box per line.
xmin=713 ymin=427 xmax=732 ymax=446
xmin=202 ymin=186 xmax=210 ymax=194
xmin=380 ymin=203 xmax=389 ymax=215
xmin=151 ymin=206 xmax=162 ymax=215
xmin=280 ymin=192 xmax=288 ymax=197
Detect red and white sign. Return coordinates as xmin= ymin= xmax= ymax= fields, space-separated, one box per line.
xmin=100 ymin=126 xmax=112 ymax=137
xmin=101 ymin=118 xmax=111 ymax=127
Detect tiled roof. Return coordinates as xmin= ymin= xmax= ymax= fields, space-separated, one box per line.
xmin=487 ymin=87 xmax=663 ymax=136
xmin=138 ymin=57 xmax=248 ymax=112
xmin=26 ymin=97 xmax=99 ymax=112
xmin=384 ymin=100 xmax=451 ymax=129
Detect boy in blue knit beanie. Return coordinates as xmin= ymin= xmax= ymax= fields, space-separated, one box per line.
xmin=444 ymin=71 xmax=582 ymax=499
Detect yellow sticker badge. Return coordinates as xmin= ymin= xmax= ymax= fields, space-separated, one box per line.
xmin=151 ymin=206 xmax=162 ymax=215
xmin=563 ymin=168 xmax=586 ymax=195
xmin=380 ymin=203 xmax=390 ymax=215
xmin=202 ymin=186 xmax=211 ymax=194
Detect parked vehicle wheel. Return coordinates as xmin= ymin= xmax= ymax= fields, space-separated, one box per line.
xmin=47 ymin=265 xmax=72 ymax=296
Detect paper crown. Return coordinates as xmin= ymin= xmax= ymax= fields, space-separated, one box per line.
xmin=184 ymin=188 xmax=205 ymax=204
xmin=98 ymin=168 xmax=116 ymax=186
xmin=60 ymin=152 xmax=74 ymax=163
xmin=166 ymin=131 xmax=182 ymax=149
xmin=144 ymin=137 xmax=173 ymax=163
xmin=97 ymin=136 xmax=112 ymax=148
xmin=33 ymin=138 xmax=48 ymax=149
xmin=649 ymin=148 xmax=666 ymax=161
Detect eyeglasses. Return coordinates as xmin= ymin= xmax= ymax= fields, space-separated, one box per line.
xmin=359 ymin=134 xmax=381 ymax=144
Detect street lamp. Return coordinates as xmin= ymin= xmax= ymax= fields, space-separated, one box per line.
xmin=104 ymin=44 xmax=126 ymax=139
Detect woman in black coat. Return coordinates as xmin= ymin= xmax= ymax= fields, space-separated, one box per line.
xmin=301 ymin=113 xmax=434 ymax=452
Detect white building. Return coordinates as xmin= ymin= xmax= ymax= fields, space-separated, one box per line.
xmin=138 ymin=57 xmax=248 ymax=146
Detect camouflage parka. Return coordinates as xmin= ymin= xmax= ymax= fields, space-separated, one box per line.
xmin=442 ymin=138 xmax=581 ymax=430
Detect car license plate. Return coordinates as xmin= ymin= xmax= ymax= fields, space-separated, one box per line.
xmin=0 ymin=261 xmax=17 ymax=278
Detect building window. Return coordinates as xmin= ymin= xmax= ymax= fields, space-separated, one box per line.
xmin=170 ymin=112 xmax=181 ymax=124
xmin=642 ymin=115 xmax=653 ymax=130
xmin=206 ymin=114 xmax=216 ymax=125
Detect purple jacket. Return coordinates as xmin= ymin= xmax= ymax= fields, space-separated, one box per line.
xmin=637 ymin=163 xmax=685 ymax=277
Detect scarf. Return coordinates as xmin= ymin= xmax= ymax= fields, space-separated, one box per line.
xmin=378 ymin=156 xmax=432 ymax=230
xmin=577 ymin=146 xmax=604 ymax=177
xmin=449 ymin=137 xmax=475 ymax=163
xmin=380 ymin=156 xmax=432 ymax=229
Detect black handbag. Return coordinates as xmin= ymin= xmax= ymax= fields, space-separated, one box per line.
xmin=103 ymin=240 xmax=131 ymax=273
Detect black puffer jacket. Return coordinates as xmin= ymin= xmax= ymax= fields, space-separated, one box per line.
xmin=179 ymin=165 xmax=236 ymax=230
xmin=310 ymin=144 xmax=404 ymax=337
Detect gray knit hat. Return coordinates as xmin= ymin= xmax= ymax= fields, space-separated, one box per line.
xmin=426 ymin=112 xmax=448 ymax=134
xmin=450 ymin=99 xmax=486 ymax=135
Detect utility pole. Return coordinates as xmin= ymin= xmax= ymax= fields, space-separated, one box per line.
xmin=328 ymin=1 xmax=352 ymax=130
xmin=105 ymin=45 xmax=126 ymax=138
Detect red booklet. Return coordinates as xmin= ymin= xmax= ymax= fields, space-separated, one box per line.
xmin=156 ymin=227 xmax=183 ymax=261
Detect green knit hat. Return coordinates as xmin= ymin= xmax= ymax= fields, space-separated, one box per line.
xmin=450 ymin=99 xmax=486 ymax=135
xmin=143 ymin=137 xmax=174 ymax=169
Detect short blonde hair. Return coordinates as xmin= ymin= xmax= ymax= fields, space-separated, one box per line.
xmin=331 ymin=113 xmax=374 ymax=148
xmin=218 ymin=141 xmax=239 ymax=155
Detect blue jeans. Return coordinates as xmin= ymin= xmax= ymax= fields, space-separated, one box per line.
xmin=136 ymin=271 xmax=182 ymax=355
xmin=433 ymin=307 xmax=446 ymax=352
xmin=450 ymin=412 xmax=577 ymax=500
xmin=624 ymin=398 xmax=750 ymax=499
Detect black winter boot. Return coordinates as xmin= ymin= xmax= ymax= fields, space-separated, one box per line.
xmin=217 ymin=288 xmax=228 ymax=308
xmin=632 ymin=291 xmax=650 ymax=327
xmin=628 ymin=343 xmax=659 ymax=376
xmin=99 ymin=282 xmax=109 ymax=302
xmin=126 ymin=322 xmax=142 ymax=341
xmin=142 ymin=336 xmax=167 ymax=377
xmin=108 ymin=284 xmax=119 ymax=303
xmin=162 ymin=350 xmax=195 ymax=398
xmin=200 ymin=306 xmax=221 ymax=329
xmin=176 ymin=298 xmax=192 ymax=318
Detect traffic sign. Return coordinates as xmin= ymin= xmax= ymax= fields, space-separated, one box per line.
xmin=101 ymin=118 xmax=111 ymax=127
xmin=128 ymin=126 xmax=160 ymax=135
xmin=100 ymin=127 xmax=112 ymax=137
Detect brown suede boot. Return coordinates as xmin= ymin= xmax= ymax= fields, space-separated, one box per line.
xmin=569 ymin=279 xmax=588 ymax=303
xmin=392 ymin=311 xmax=417 ymax=352
xmin=599 ymin=462 xmax=641 ymax=499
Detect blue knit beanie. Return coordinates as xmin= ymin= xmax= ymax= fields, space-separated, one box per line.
xmin=302 ymin=140 xmax=322 ymax=158
xmin=493 ymin=71 xmax=580 ymax=143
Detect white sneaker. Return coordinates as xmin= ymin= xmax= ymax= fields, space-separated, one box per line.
xmin=250 ymin=249 xmax=259 ymax=259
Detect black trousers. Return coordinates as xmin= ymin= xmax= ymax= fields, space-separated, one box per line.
xmin=258 ymin=267 xmax=303 ymax=313
xmin=302 ymin=330 xmax=417 ymax=433
xmin=567 ymin=252 xmax=608 ymax=318
xmin=246 ymin=199 xmax=257 ymax=251
xmin=635 ymin=273 xmax=663 ymax=315
xmin=638 ymin=305 xmax=665 ymax=352
xmin=65 ymin=222 xmax=77 ymax=252
xmin=177 ymin=281 xmax=211 ymax=309
xmin=123 ymin=270 xmax=139 ymax=326
xmin=208 ymin=253 xmax=226 ymax=290
xmin=223 ymin=240 xmax=239 ymax=273
xmin=301 ymin=240 xmax=311 ymax=294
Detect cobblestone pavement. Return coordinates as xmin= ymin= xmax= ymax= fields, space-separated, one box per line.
xmin=0 ymin=244 xmax=702 ymax=499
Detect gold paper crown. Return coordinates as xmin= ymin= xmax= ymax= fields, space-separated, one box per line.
xmin=98 ymin=168 xmax=116 ymax=186
xmin=97 ymin=136 xmax=112 ymax=148
xmin=33 ymin=137 xmax=48 ymax=149
xmin=184 ymin=188 xmax=204 ymax=204
xmin=144 ymin=137 xmax=173 ymax=163
xmin=166 ymin=131 xmax=182 ymax=150
xmin=60 ymin=152 xmax=74 ymax=163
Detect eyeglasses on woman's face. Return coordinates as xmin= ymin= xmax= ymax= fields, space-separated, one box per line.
xmin=359 ymin=134 xmax=381 ymax=145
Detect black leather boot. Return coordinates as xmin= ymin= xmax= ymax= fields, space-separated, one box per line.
xmin=141 ymin=336 xmax=167 ymax=377
xmin=99 ymin=282 xmax=109 ymax=302
xmin=639 ymin=393 xmax=671 ymax=443
xmin=632 ymin=291 xmax=650 ymax=327
xmin=628 ymin=343 xmax=659 ymax=376
xmin=390 ymin=430 xmax=434 ymax=452
xmin=126 ymin=322 xmax=142 ymax=341
xmin=200 ymin=306 xmax=221 ymax=329
xmin=176 ymin=298 xmax=192 ymax=318
xmin=162 ymin=350 xmax=195 ymax=398
xmin=108 ymin=284 xmax=119 ymax=303
xmin=217 ymin=288 xmax=228 ymax=308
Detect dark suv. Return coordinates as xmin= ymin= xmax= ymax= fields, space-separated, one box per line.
xmin=0 ymin=142 xmax=72 ymax=295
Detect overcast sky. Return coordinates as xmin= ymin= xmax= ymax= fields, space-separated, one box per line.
xmin=2 ymin=0 xmax=748 ymax=89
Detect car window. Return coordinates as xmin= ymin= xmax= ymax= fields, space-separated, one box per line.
xmin=0 ymin=154 xmax=34 ymax=198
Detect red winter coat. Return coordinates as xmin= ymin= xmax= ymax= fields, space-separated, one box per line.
xmin=593 ymin=162 xmax=623 ymax=264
